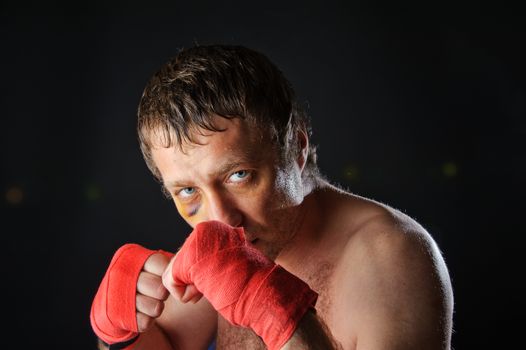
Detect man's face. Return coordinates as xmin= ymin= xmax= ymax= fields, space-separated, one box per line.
xmin=150 ymin=116 xmax=305 ymax=258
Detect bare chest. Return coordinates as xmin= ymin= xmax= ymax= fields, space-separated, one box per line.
xmin=215 ymin=260 xmax=336 ymax=349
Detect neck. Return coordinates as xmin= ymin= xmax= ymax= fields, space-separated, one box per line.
xmin=275 ymin=180 xmax=328 ymax=263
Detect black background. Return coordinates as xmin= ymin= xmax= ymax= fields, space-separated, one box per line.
xmin=2 ymin=2 xmax=525 ymax=349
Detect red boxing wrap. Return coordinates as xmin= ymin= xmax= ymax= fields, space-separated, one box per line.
xmin=172 ymin=221 xmax=318 ymax=350
xmin=90 ymin=244 xmax=172 ymax=347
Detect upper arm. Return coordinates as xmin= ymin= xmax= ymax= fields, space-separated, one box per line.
xmin=334 ymin=214 xmax=453 ymax=350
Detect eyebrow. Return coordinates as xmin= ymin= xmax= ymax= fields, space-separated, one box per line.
xmin=163 ymin=158 xmax=255 ymax=189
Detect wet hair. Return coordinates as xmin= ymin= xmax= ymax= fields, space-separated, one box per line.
xmin=137 ymin=44 xmax=318 ymax=181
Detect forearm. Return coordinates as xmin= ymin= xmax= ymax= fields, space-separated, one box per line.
xmin=96 ymin=323 xmax=175 ymax=350
xmin=282 ymin=310 xmax=341 ymax=350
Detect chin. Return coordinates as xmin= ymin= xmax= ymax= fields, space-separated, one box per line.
xmin=242 ymin=225 xmax=283 ymax=259
xmin=246 ymin=237 xmax=259 ymax=247
xmin=254 ymin=240 xmax=283 ymax=261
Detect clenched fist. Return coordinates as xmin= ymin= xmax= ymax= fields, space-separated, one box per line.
xmin=90 ymin=244 xmax=173 ymax=346
xmin=136 ymin=251 xmax=171 ymax=332
xmin=162 ymin=221 xmax=318 ymax=350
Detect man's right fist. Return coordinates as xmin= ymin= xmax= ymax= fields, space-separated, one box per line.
xmin=163 ymin=221 xmax=318 ymax=350
xmin=90 ymin=244 xmax=172 ymax=347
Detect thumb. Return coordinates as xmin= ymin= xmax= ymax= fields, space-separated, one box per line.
xmin=181 ymin=285 xmax=203 ymax=303
xmin=161 ymin=255 xmax=203 ymax=303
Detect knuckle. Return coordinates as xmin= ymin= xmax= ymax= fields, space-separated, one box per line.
xmin=135 ymin=294 xmax=147 ymax=314
xmin=157 ymin=282 xmax=170 ymax=300
xmin=137 ymin=271 xmax=148 ymax=287
xmin=137 ymin=272 xmax=164 ymax=298
xmin=136 ymin=294 xmax=163 ymax=318
xmin=136 ymin=312 xmax=153 ymax=332
xmin=153 ymin=300 xmax=164 ymax=317
xmin=144 ymin=253 xmax=170 ymax=275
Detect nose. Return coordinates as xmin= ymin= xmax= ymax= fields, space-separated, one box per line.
xmin=205 ymin=191 xmax=243 ymax=227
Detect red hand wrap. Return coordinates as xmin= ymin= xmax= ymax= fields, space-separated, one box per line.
xmin=90 ymin=244 xmax=171 ymax=347
xmin=172 ymin=221 xmax=318 ymax=350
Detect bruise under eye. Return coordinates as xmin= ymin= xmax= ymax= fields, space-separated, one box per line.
xmin=176 ymin=200 xmax=200 ymax=219
xmin=187 ymin=204 xmax=200 ymax=216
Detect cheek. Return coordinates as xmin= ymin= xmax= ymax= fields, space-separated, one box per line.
xmin=243 ymin=185 xmax=292 ymax=223
xmin=174 ymin=201 xmax=204 ymax=226
xmin=274 ymin=167 xmax=303 ymax=206
xmin=243 ymin=167 xmax=301 ymax=216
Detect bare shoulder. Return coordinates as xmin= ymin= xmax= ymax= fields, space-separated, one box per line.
xmin=330 ymin=190 xmax=454 ymax=349
xmin=341 ymin=195 xmax=448 ymax=272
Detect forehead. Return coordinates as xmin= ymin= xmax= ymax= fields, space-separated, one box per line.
xmin=150 ymin=116 xmax=276 ymax=183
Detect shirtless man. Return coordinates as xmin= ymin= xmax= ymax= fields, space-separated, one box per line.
xmin=90 ymin=45 xmax=454 ymax=350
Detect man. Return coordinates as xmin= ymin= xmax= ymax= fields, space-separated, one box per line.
xmin=90 ymin=45 xmax=454 ymax=349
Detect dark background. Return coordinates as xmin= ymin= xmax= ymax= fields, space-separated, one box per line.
xmin=2 ymin=2 xmax=525 ymax=349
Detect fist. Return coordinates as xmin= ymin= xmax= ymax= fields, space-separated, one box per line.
xmin=161 ymin=221 xmax=318 ymax=350
xmin=161 ymin=220 xmax=251 ymax=313
xmin=162 ymin=257 xmax=203 ymax=304
xmin=90 ymin=244 xmax=173 ymax=345
xmin=136 ymin=252 xmax=171 ymax=332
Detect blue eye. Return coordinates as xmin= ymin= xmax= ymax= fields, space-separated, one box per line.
xmin=229 ymin=170 xmax=249 ymax=182
xmin=179 ymin=187 xmax=196 ymax=197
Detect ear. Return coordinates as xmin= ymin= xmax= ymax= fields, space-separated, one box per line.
xmin=296 ymin=129 xmax=309 ymax=172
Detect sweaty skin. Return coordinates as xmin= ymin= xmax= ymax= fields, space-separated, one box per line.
xmin=134 ymin=116 xmax=454 ymax=350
